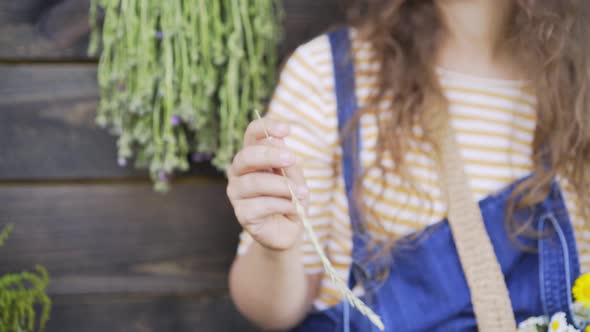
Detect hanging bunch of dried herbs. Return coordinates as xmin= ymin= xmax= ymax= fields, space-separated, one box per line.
xmin=89 ymin=0 xmax=282 ymax=191
xmin=0 ymin=225 xmax=51 ymax=332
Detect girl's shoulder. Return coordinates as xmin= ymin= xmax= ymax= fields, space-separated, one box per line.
xmin=269 ymin=27 xmax=379 ymax=151
xmin=288 ymin=26 xmax=376 ymax=76
xmin=283 ymin=27 xmax=379 ymax=107
xmin=285 ymin=32 xmax=332 ymax=79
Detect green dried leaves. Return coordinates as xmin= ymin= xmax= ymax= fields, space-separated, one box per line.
xmin=0 ymin=225 xmax=51 ymax=332
xmin=89 ymin=0 xmax=282 ymax=191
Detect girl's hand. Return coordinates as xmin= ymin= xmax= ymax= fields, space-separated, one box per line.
xmin=227 ymin=118 xmax=309 ymax=252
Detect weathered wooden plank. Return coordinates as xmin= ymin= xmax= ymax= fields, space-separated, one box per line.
xmin=0 ymin=64 xmax=219 ymax=179
xmin=280 ymin=0 xmax=345 ymax=56
xmin=0 ymin=0 xmax=345 ymax=60
xmin=0 ymin=64 xmax=127 ymax=179
xmin=47 ymin=294 xmax=258 ymax=332
xmin=0 ymin=182 xmax=240 ymax=295
xmin=0 ymin=0 xmax=93 ymax=60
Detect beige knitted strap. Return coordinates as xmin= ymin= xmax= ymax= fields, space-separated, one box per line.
xmin=434 ymin=109 xmax=517 ymax=331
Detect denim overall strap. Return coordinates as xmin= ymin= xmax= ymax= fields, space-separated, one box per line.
xmin=539 ymin=183 xmax=581 ymax=324
xmin=329 ymin=28 xmax=388 ymax=296
xmin=329 ymin=28 xmax=361 ymax=232
xmin=330 ymin=28 xmax=388 ymax=332
xmin=329 ymin=27 xmax=361 ymax=332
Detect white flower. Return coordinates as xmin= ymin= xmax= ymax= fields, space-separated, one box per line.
xmin=518 ymin=315 xmax=548 ymax=332
xmin=549 ymin=312 xmax=580 ymax=332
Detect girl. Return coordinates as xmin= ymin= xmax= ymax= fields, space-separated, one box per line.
xmin=227 ymin=0 xmax=590 ymax=331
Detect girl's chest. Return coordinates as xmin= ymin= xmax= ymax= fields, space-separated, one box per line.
xmin=334 ymin=87 xmax=588 ymax=273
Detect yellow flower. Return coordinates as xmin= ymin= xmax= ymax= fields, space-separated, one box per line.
xmin=573 ymin=274 xmax=590 ymax=307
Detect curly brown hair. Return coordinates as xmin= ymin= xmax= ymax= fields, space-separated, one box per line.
xmin=345 ymin=0 xmax=590 ymax=247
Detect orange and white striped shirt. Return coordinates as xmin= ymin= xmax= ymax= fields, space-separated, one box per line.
xmin=237 ymin=31 xmax=588 ymax=310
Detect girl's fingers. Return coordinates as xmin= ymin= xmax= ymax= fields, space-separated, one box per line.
xmin=256 ymin=136 xmax=286 ymax=148
xmin=228 ymin=172 xmax=306 ymax=201
xmin=244 ymin=118 xmax=290 ymax=147
xmin=230 ymin=145 xmax=296 ymax=176
xmin=253 ymin=135 xmax=308 ymax=195
xmin=283 ymin=163 xmax=308 ymax=195
xmin=234 ymin=197 xmax=297 ymax=226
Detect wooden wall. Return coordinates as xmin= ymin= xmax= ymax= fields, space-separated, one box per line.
xmin=0 ymin=1 xmax=344 ymax=331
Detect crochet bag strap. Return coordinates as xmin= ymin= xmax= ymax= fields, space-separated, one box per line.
xmin=434 ymin=107 xmax=517 ymax=331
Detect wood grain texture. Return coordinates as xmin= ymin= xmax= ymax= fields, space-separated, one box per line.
xmin=0 ymin=0 xmax=345 ymax=60
xmin=280 ymin=0 xmax=345 ymax=57
xmin=0 ymin=181 xmax=250 ymax=330
xmin=0 ymin=181 xmax=238 ymax=296
xmin=0 ymin=2 xmax=346 ymax=331
xmin=0 ymin=0 xmax=93 ymax=60
xmin=0 ymin=64 xmax=219 ymax=180
xmin=47 ymin=294 xmax=258 ymax=332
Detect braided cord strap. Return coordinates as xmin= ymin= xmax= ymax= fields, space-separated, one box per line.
xmin=435 ymin=109 xmax=517 ymax=331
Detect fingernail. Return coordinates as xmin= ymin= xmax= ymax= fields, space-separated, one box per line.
xmin=280 ymin=152 xmax=295 ymax=166
xmin=274 ymin=123 xmax=289 ymax=135
xmin=297 ymin=186 xmax=309 ymax=199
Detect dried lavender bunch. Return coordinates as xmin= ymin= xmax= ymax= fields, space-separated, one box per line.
xmin=89 ymin=0 xmax=282 ymax=191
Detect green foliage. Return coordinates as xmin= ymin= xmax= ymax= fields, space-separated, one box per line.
xmin=89 ymin=0 xmax=283 ymax=191
xmin=0 ymin=225 xmax=51 ymax=332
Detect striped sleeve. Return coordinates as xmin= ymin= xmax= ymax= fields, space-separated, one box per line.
xmin=237 ymin=36 xmax=339 ymax=274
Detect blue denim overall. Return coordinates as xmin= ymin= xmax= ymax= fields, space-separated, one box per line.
xmin=290 ymin=28 xmax=581 ymax=332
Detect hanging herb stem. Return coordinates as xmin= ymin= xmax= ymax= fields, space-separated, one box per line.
xmin=89 ymin=0 xmax=282 ymax=191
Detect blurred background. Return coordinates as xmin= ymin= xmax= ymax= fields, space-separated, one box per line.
xmin=0 ymin=0 xmax=343 ymax=331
